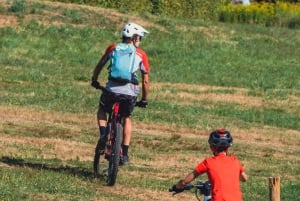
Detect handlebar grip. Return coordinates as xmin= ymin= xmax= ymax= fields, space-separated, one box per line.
xmin=169 ymin=185 xmax=184 ymax=193
xmin=169 ymin=184 xmax=194 ymax=194
xmin=184 ymin=183 xmax=194 ymax=190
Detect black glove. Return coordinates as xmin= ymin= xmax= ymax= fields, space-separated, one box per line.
xmin=91 ymin=80 xmax=100 ymax=89
xmin=136 ymin=99 xmax=148 ymax=108
xmin=169 ymin=184 xmax=184 ymax=193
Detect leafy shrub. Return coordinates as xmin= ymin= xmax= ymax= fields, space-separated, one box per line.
xmin=8 ymin=0 xmax=26 ymax=13
xmin=218 ymin=2 xmax=300 ymax=28
xmin=287 ymin=16 xmax=300 ymax=28
xmin=36 ymin=0 xmax=300 ymax=28
xmin=46 ymin=0 xmax=228 ymax=20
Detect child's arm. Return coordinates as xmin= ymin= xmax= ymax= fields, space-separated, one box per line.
xmin=176 ymin=170 xmax=199 ymax=189
xmin=240 ymin=171 xmax=248 ymax=182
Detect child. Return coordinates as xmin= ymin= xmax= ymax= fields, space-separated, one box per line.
xmin=171 ymin=129 xmax=248 ymax=201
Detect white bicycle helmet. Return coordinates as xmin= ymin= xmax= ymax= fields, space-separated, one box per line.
xmin=122 ymin=22 xmax=149 ymax=38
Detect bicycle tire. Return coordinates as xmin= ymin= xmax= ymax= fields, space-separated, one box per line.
xmin=107 ymin=122 xmax=123 ymax=186
xmin=93 ymin=141 xmax=102 ymax=177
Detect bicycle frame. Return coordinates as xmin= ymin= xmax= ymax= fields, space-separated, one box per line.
xmin=106 ymin=99 xmax=124 ymax=186
xmin=105 ymin=101 xmax=123 ymax=161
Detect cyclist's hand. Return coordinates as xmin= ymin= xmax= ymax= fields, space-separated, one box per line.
xmin=91 ymin=80 xmax=100 ymax=89
xmin=169 ymin=184 xmax=184 ymax=193
xmin=136 ymin=99 xmax=148 ymax=108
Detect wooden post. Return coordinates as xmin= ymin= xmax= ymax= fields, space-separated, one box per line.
xmin=269 ymin=177 xmax=280 ymax=201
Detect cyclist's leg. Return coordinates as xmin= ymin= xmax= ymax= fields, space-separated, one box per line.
xmin=97 ymin=107 xmax=107 ymax=136
xmin=119 ymin=95 xmax=137 ymax=164
xmin=122 ymin=116 xmax=132 ymax=146
xmin=122 ymin=116 xmax=131 ymax=148
xmin=96 ymin=92 xmax=112 ymax=154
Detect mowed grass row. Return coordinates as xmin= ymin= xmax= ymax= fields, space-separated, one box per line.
xmin=0 ymin=0 xmax=300 ymax=200
xmin=1 ymin=105 xmax=300 ymax=200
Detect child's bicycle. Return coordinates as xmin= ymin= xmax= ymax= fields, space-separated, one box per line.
xmin=93 ymin=85 xmax=142 ymax=186
xmin=169 ymin=181 xmax=211 ymax=201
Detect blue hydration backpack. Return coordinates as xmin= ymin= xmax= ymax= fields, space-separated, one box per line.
xmin=109 ymin=43 xmax=136 ymax=84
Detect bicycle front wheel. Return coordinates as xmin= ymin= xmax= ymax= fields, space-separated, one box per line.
xmin=107 ymin=122 xmax=123 ymax=186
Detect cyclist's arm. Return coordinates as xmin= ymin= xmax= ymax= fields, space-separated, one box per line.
xmin=176 ymin=170 xmax=199 ymax=189
xmin=238 ymin=159 xmax=248 ymax=182
xmin=92 ymin=45 xmax=114 ymax=81
xmin=92 ymin=55 xmax=108 ymax=81
xmin=240 ymin=171 xmax=248 ymax=182
xmin=141 ymin=73 xmax=149 ymax=100
xmin=138 ymin=49 xmax=150 ymax=101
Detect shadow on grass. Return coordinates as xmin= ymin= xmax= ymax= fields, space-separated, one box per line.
xmin=0 ymin=156 xmax=105 ymax=181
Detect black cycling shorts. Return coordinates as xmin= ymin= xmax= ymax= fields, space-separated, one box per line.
xmin=99 ymin=91 xmax=137 ymax=117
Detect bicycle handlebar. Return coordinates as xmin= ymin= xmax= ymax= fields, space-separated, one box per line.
xmin=169 ymin=181 xmax=211 ymax=195
xmin=168 ymin=184 xmax=193 ymax=194
xmin=93 ymin=84 xmax=146 ymax=108
xmin=94 ymin=84 xmax=108 ymax=92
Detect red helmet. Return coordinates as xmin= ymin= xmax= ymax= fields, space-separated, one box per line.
xmin=208 ymin=129 xmax=233 ymax=151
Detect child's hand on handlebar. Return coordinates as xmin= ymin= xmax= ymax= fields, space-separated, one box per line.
xmin=169 ymin=184 xmax=184 ymax=193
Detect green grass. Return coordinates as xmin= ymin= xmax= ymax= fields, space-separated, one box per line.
xmin=0 ymin=161 xmax=96 ymax=200
xmin=0 ymin=0 xmax=300 ymax=200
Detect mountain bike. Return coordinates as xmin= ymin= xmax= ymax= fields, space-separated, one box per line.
xmin=169 ymin=181 xmax=211 ymax=201
xmin=93 ymin=85 xmax=142 ymax=186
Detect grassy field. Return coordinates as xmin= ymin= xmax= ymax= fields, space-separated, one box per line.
xmin=0 ymin=0 xmax=300 ymax=200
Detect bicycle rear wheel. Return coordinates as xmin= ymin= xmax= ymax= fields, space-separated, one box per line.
xmin=107 ymin=122 xmax=123 ymax=186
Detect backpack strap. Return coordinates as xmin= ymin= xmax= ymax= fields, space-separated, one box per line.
xmin=129 ymin=45 xmax=136 ymax=75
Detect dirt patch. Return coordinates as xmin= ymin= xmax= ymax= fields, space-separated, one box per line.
xmin=151 ymin=82 xmax=300 ymax=112
xmin=44 ymin=1 xmax=167 ymax=32
xmin=0 ymin=105 xmax=93 ymax=126
xmin=1 ymin=105 xmax=299 ymax=164
xmin=1 ymin=105 xmax=299 ymax=150
xmin=0 ymin=134 xmax=94 ymax=161
xmin=0 ymin=100 xmax=299 ymax=200
xmin=0 ymin=14 xmax=18 ymax=27
xmin=0 ymin=0 xmax=168 ymax=32
xmin=97 ymin=184 xmax=194 ymax=201
xmin=151 ymin=82 xmax=262 ymax=106
xmin=177 ymin=25 xmax=237 ymax=45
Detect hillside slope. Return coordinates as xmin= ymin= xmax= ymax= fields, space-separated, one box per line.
xmin=0 ymin=0 xmax=299 ymax=200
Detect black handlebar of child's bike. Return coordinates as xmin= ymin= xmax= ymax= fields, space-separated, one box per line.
xmin=169 ymin=181 xmax=211 ymax=196
xmin=169 ymin=184 xmax=193 ymax=194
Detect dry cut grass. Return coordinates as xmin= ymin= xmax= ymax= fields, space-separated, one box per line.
xmin=1 ymin=103 xmax=299 ymax=200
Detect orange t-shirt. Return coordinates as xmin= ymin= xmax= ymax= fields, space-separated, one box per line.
xmin=195 ymin=153 xmax=244 ymax=201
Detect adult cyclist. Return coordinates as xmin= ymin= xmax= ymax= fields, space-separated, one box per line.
xmin=171 ymin=129 xmax=248 ymax=201
xmin=91 ymin=22 xmax=150 ymax=165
